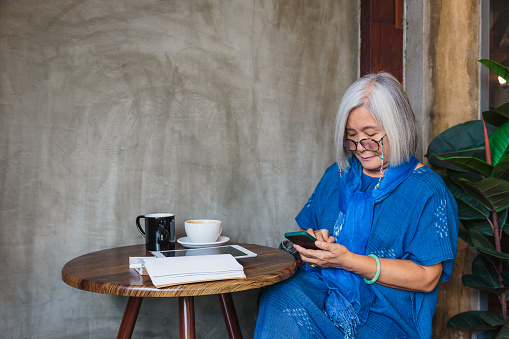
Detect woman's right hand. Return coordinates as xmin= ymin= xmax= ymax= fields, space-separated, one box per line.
xmin=294 ymin=229 xmax=352 ymax=269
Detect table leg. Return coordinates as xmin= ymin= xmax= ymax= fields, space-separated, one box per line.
xmin=218 ymin=293 xmax=243 ymax=339
xmin=117 ymin=296 xmax=143 ymax=339
xmin=179 ymin=296 xmax=196 ymax=339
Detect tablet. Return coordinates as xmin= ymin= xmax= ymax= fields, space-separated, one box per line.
xmin=152 ymin=244 xmax=257 ymax=259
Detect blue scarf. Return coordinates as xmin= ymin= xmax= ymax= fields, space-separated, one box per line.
xmin=317 ymin=156 xmax=419 ymax=338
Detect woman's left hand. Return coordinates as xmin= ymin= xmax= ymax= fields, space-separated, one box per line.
xmin=294 ymin=239 xmax=352 ymax=269
xmin=294 ymin=235 xmax=444 ymax=292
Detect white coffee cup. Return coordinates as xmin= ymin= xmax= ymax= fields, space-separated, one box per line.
xmin=184 ymin=219 xmax=222 ymax=243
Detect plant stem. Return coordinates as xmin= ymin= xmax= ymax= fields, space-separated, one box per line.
xmin=493 ymin=210 xmax=507 ymax=319
xmin=482 ymin=116 xmax=492 ymax=165
xmin=494 ymin=211 xmax=501 ymax=252
xmin=498 ymin=266 xmax=507 ymax=320
xmin=481 ymin=115 xmax=506 ymax=317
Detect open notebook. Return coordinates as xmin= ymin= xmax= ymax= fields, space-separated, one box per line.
xmin=130 ymin=254 xmax=245 ymax=288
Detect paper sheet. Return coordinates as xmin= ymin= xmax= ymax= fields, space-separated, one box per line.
xmin=134 ymin=254 xmax=245 ymax=288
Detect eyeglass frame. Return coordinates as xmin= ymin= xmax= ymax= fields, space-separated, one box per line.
xmin=343 ymin=134 xmax=387 ymax=151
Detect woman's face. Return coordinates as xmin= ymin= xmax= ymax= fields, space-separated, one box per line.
xmin=345 ymin=105 xmax=390 ymax=177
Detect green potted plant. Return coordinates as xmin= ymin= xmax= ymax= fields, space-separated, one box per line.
xmin=425 ymin=59 xmax=509 ymax=338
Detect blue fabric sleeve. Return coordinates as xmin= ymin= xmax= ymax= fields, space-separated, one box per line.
xmin=295 ymin=164 xmax=340 ymax=232
xmin=403 ymin=170 xmax=459 ymax=281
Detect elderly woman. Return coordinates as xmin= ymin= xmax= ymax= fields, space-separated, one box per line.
xmin=254 ymin=73 xmax=459 ymax=339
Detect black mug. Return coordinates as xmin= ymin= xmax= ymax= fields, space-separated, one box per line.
xmin=136 ymin=213 xmax=175 ymax=251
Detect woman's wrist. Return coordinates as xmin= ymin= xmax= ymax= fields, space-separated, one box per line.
xmin=341 ymin=252 xmax=378 ymax=279
xmin=335 ymin=249 xmax=357 ymax=270
xmin=363 ymin=254 xmax=381 ymax=284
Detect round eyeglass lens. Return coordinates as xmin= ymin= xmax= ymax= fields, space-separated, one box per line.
xmin=360 ymin=140 xmax=377 ymax=151
xmin=344 ymin=140 xmax=356 ymax=151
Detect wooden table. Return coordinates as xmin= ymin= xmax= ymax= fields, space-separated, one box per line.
xmin=61 ymin=243 xmax=296 ymax=339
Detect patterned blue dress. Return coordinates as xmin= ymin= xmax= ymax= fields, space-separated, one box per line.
xmin=254 ymin=163 xmax=459 ymax=339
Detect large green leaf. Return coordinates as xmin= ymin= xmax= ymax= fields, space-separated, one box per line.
xmin=484 ymin=110 xmax=508 ymax=128
xmin=462 ymin=274 xmax=505 ymax=293
xmin=483 ymin=102 xmax=509 ymax=127
xmin=472 ymin=254 xmax=496 ymax=277
xmin=496 ymin=102 xmax=509 ymax=114
xmin=496 ymin=322 xmax=509 ymax=339
xmin=480 ymin=312 xmax=505 ymax=327
xmin=494 ymin=154 xmax=509 ymax=179
xmin=501 ymin=263 xmax=509 ymax=280
xmin=437 ymin=156 xmax=494 ymax=177
xmin=459 ymin=228 xmax=473 ymax=245
xmin=457 ymin=200 xmax=491 ymax=220
xmin=470 ymin=228 xmax=509 ymax=259
xmin=462 ymin=218 xmax=494 ymax=236
xmin=463 ymin=255 xmax=507 ymax=294
xmin=447 ymin=311 xmax=500 ymax=330
xmin=480 ymin=59 xmax=509 ymax=81
xmin=490 ymin=121 xmax=509 ymax=165
xmin=426 ymin=120 xmax=497 ymax=170
xmin=500 ymin=209 xmax=509 ymax=235
xmin=457 ymin=177 xmax=509 ymax=212
xmin=444 ymin=174 xmax=491 ymax=219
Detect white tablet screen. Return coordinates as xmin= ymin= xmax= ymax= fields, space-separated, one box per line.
xmin=153 ymin=245 xmax=257 ymax=259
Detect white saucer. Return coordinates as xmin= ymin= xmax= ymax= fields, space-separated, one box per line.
xmin=177 ymin=236 xmax=230 ymax=248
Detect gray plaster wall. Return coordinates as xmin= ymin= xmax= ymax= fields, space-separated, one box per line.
xmin=0 ymin=0 xmax=358 ymax=338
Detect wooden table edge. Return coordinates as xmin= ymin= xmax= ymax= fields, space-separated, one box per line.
xmin=61 ymin=243 xmax=297 ymax=298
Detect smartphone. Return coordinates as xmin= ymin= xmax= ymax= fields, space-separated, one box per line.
xmin=284 ymin=231 xmax=319 ymax=250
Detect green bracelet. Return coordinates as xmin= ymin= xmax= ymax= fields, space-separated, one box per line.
xmin=364 ymin=254 xmax=381 ymax=285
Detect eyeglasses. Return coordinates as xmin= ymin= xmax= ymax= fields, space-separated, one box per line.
xmin=343 ymin=134 xmax=386 ymax=151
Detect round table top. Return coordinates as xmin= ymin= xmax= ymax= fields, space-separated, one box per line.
xmin=61 ymin=243 xmax=297 ymax=297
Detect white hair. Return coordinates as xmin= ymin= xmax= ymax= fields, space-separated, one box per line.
xmin=334 ymin=72 xmax=418 ymax=170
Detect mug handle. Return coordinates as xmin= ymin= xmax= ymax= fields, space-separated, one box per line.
xmin=136 ymin=215 xmax=146 ymax=237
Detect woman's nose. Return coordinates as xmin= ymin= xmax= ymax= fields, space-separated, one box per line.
xmin=356 ymin=142 xmax=368 ymax=151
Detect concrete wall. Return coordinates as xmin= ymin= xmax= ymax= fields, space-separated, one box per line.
xmin=405 ymin=1 xmax=484 ymax=338
xmin=405 ymin=0 xmax=482 ymax=157
xmin=0 ymin=0 xmax=358 ymax=338
xmin=429 ymin=1 xmax=482 ymax=338
xmin=428 ymin=0 xmax=482 ymax=136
